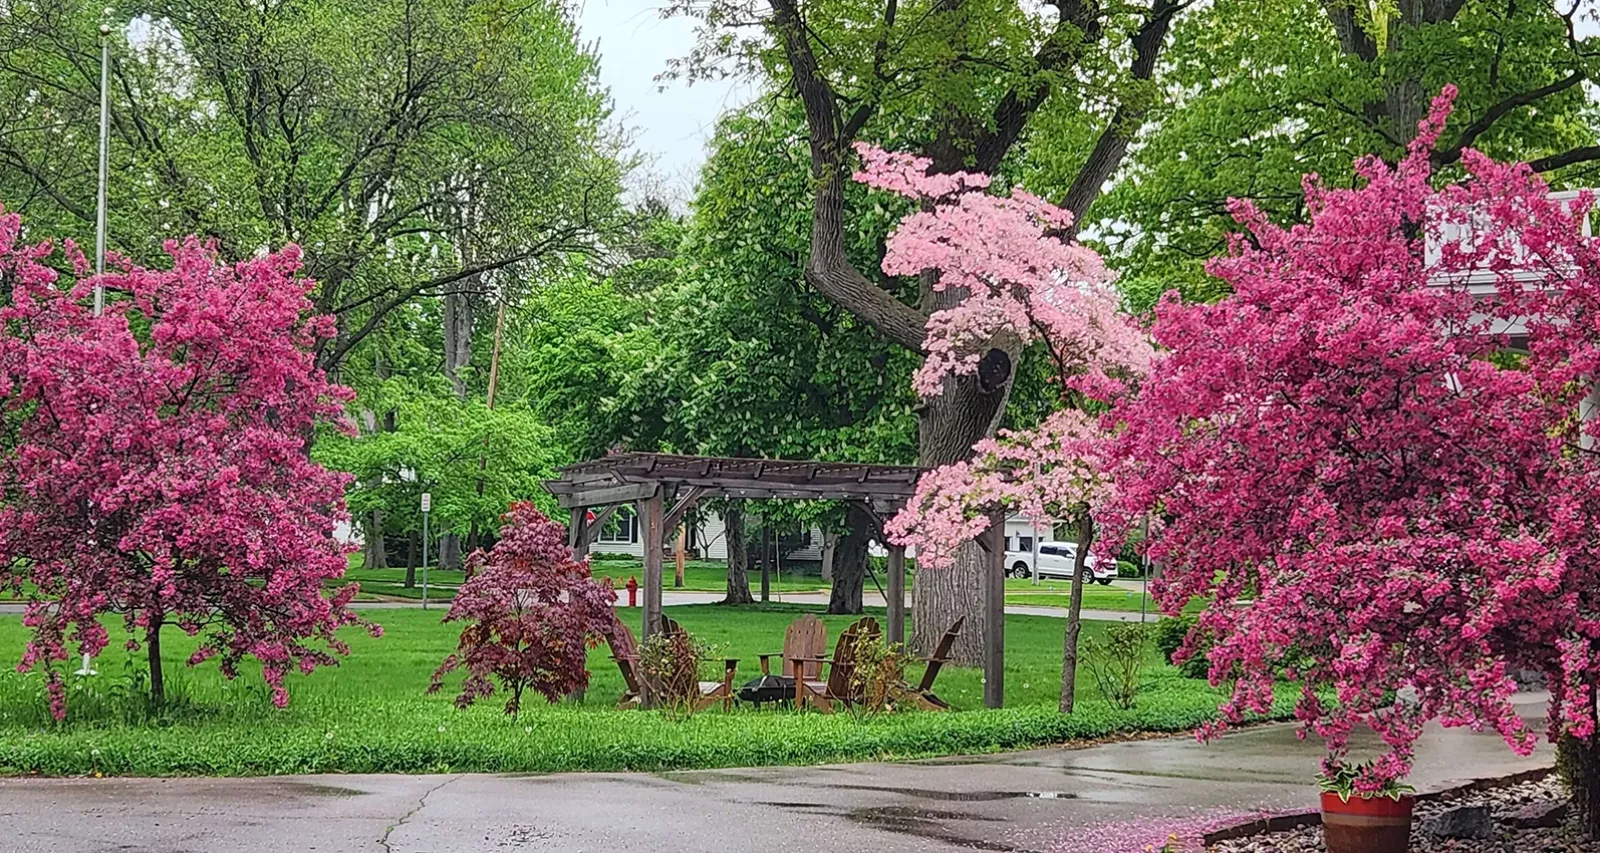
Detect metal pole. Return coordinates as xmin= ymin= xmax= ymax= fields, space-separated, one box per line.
xmin=94 ymin=13 xmax=111 ymax=310
xmin=1140 ymin=516 xmax=1151 ymax=624
xmin=421 ymin=509 xmax=430 ymax=610
xmin=79 ymin=12 xmax=113 ymax=679
xmin=1030 ymin=519 xmax=1041 ymax=587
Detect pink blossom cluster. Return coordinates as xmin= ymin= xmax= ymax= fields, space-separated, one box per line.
xmin=430 ymin=502 xmax=617 ymax=715
xmin=0 ymin=211 xmax=371 ymax=718
xmin=1103 ymin=85 xmax=1600 ymax=789
xmin=854 ymin=142 xmax=1151 ymax=399
xmin=887 ymin=409 xmax=1112 ymax=569
xmin=856 ymin=145 xmax=1153 ymax=568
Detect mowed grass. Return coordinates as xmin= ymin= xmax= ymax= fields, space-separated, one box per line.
xmin=344 ymin=558 xmax=826 ymax=600
xmin=0 ymin=604 xmax=1281 ymax=777
xmin=1003 ymin=580 xmax=1159 ymax=613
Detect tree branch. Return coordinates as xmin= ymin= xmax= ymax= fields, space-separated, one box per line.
xmin=1529 ymin=145 xmax=1600 ymax=173
xmin=768 ymin=0 xmax=930 ymax=353
xmin=1059 ymin=0 xmax=1185 ymax=229
xmin=1321 ymin=0 xmax=1379 ymax=61
xmin=1433 ymin=70 xmax=1586 ymax=166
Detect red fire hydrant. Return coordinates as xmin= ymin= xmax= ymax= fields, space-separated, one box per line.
xmin=625 ymin=576 xmax=639 ymax=607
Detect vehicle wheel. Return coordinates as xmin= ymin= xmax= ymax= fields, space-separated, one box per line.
xmin=1096 ymin=577 xmax=1114 ymax=586
xmin=1078 ymin=567 xmax=1093 ymax=584
xmin=1010 ymin=562 xmax=1031 ymax=579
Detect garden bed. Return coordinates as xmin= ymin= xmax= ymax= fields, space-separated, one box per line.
xmin=1207 ymin=772 xmax=1583 ymax=852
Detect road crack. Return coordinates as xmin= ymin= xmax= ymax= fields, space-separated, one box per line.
xmin=378 ymin=775 xmax=461 ymax=853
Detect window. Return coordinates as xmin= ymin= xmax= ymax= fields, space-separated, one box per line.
xmin=1016 ymin=536 xmax=1034 ymax=552
xmin=597 ymin=507 xmax=638 ymax=544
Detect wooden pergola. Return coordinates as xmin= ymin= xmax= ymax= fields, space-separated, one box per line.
xmin=544 ymin=452 xmax=1011 ymax=708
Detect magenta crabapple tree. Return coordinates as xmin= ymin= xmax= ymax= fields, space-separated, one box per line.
xmin=856 ymin=144 xmax=1153 ymax=712
xmin=1102 ymin=85 xmax=1600 ymax=829
xmin=0 ymin=210 xmax=372 ymax=717
xmin=429 ymin=502 xmax=616 ymax=716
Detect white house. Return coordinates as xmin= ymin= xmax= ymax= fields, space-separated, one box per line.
xmin=587 ymin=504 xmax=1052 ymax=565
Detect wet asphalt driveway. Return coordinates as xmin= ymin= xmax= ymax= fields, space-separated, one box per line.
xmin=0 ymin=696 xmax=1553 ymax=853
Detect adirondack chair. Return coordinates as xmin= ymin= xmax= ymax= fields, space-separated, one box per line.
xmin=604 ymin=618 xmax=739 ymax=711
xmin=758 ymin=613 xmax=827 ymax=682
xmin=789 ymin=616 xmax=881 ymax=713
xmin=661 ymin=616 xmax=740 ymax=712
xmin=604 ymin=619 xmax=646 ymax=709
xmin=907 ymin=616 xmax=965 ymax=710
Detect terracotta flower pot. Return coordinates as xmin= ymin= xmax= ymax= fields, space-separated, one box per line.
xmin=1320 ymin=791 xmax=1414 ymax=853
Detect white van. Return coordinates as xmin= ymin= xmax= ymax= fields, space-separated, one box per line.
xmin=1004 ymin=541 xmax=1117 ymax=584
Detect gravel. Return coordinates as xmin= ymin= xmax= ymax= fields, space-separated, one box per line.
xmin=1208 ymin=776 xmax=1594 ymax=852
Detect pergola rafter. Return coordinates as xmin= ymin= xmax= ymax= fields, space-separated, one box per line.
xmin=544 ymin=452 xmax=1011 ymax=708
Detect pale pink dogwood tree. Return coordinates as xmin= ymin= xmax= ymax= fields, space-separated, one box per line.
xmin=0 ymin=209 xmax=372 ymax=717
xmin=1103 ymin=86 xmax=1600 ymax=830
xmin=860 ymin=144 xmax=1154 ymax=712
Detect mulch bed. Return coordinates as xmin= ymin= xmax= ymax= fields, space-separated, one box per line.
xmin=1208 ymin=775 xmax=1590 ymax=852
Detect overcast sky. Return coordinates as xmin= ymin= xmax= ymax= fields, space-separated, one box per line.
xmin=575 ymin=0 xmax=758 ymax=204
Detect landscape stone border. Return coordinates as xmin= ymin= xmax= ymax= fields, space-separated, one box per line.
xmin=1200 ymin=767 xmax=1554 ymax=846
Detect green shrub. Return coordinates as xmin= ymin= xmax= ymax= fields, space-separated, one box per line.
xmin=1117 ymin=560 xmax=1143 ymax=579
xmin=847 ymin=634 xmax=911 ymax=717
xmin=1153 ymin=615 xmax=1212 ymax=680
xmin=1083 ymin=623 xmax=1149 ymax=709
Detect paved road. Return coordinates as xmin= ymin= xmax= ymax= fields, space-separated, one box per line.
xmin=0 ymin=694 xmax=1552 ymax=853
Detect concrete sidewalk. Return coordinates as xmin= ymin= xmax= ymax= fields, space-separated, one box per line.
xmin=0 ymin=694 xmax=1552 ymax=853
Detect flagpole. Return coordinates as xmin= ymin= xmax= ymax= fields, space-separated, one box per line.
xmin=94 ymin=10 xmax=111 ymax=309
xmin=78 ymin=11 xmax=113 ymax=679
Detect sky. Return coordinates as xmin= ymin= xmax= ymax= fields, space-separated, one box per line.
xmin=574 ymin=0 xmax=758 ymax=204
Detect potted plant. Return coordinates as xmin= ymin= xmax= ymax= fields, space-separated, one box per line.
xmin=1318 ymin=759 xmax=1416 ymax=853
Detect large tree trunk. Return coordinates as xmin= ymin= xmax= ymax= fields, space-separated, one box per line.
xmin=363 ymin=508 xmax=388 ymax=569
xmin=146 ymin=614 xmax=165 ymax=708
xmin=720 ymin=500 xmax=755 ymax=605
xmin=827 ymin=506 xmax=873 ymax=614
xmin=820 ymin=531 xmax=838 ymax=582
xmin=404 ymin=529 xmax=419 ymax=589
xmin=1560 ymin=733 xmax=1600 ymax=840
xmin=910 ymin=360 xmax=1016 ymax=661
xmin=440 ymin=286 xmax=475 ymax=570
xmin=1060 ymin=513 xmax=1094 ymax=713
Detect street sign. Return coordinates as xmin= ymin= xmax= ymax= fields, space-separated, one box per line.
xmin=420 ymin=492 xmax=432 ymax=513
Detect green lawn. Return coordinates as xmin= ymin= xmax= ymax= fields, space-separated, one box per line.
xmin=0 ymin=604 xmax=1284 ymax=777
xmin=1003 ymin=579 xmax=1158 ymax=613
xmin=343 ymin=557 xmax=826 ymax=600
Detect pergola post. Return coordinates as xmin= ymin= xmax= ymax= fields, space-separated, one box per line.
xmin=760 ymin=524 xmax=772 ymax=602
xmin=641 ymin=488 xmax=665 ymax=641
xmin=567 ymin=506 xmax=589 ymax=560
xmin=980 ymin=517 xmax=1006 ymax=709
xmin=887 ymin=544 xmax=906 ymax=645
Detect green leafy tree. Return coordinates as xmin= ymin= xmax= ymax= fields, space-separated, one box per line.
xmin=0 ymin=0 xmax=624 ymax=371
xmin=607 ymin=105 xmax=920 ymax=609
xmin=1083 ymin=0 xmax=1600 ymax=305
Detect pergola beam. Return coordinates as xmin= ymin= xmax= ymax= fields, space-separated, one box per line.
xmin=548 ymin=481 xmax=660 ymax=509
xmin=662 ymin=486 xmax=708 ymax=534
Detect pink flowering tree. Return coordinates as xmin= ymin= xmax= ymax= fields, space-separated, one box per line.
xmin=860 ymin=144 xmax=1154 ymax=712
xmin=429 ymin=502 xmax=616 ymax=716
xmin=0 ymin=209 xmax=371 ymax=717
xmin=1102 ymin=85 xmax=1600 ymax=827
